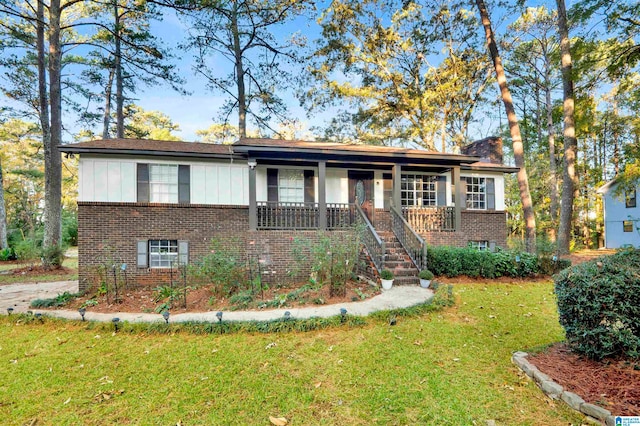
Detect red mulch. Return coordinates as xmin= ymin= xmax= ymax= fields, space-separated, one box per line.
xmin=1 ymin=264 xmax=75 ymax=277
xmin=60 ymin=279 xmax=380 ymax=314
xmin=528 ymin=343 xmax=640 ymax=416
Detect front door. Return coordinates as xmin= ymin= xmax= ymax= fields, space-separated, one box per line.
xmin=348 ymin=171 xmax=374 ymax=223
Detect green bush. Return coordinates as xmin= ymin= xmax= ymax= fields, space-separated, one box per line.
xmin=426 ymin=246 xmax=540 ymax=278
xmin=62 ymin=209 xmax=78 ymax=246
xmin=380 ymin=269 xmax=393 ymax=280
xmin=30 ymin=292 xmax=80 ymax=308
xmin=555 ymin=249 xmax=640 ymax=360
xmin=0 ymin=247 xmax=15 ymax=261
xmin=418 ymin=269 xmax=433 ymax=280
xmin=14 ymin=238 xmax=40 ymax=262
xmin=189 ymin=239 xmax=246 ymax=296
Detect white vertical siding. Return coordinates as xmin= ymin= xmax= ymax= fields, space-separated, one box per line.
xmin=326 ymin=169 xmax=348 ymax=204
xmin=79 ymin=157 xmax=247 ymax=205
xmin=80 ymin=159 xmax=137 ymax=202
xmin=191 ymin=163 xmax=248 ymax=205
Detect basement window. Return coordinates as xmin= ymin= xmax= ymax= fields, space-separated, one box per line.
xmin=137 ymin=240 xmax=189 ymax=268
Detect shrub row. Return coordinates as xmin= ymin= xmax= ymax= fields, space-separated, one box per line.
xmin=555 ymin=249 xmax=640 ymax=360
xmin=426 ymin=246 xmax=570 ymax=278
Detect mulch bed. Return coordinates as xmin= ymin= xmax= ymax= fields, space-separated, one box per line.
xmin=1 ymin=264 xmax=75 ymax=277
xmin=528 ymin=343 xmax=640 ymax=416
xmin=60 ymin=279 xmax=380 ymax=314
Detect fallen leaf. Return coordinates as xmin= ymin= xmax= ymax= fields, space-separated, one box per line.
xmin=314 ymin=382 xmax=322 ymax=388
xmin=269 ymin=416 xmax=288 ymax=425
xmin=413 ymin=340 xmax=422 ymax=346
xmin=63 ymin=397 xmax=71 ymax=405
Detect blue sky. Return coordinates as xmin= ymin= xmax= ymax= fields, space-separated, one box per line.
xmin=137 ymin=8 xmax=325 ymax=141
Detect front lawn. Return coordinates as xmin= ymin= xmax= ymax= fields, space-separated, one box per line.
xmin=0 ymin=281 xmax=584 ymax=425
xmin=0 ymin=257 xmax=78 ymax=285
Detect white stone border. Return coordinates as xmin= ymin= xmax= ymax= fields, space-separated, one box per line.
xmin=512 ymin=351 xmax=615 ymax=426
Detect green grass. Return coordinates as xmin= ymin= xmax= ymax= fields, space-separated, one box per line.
xmin=0 ymin=281 xmax=585 ymax=425
xmin=0 ymin=257 xmax=78 ymax=285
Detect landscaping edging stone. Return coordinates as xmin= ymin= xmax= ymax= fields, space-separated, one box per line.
xmin=512 ymin=351 xmax=616 ymax=426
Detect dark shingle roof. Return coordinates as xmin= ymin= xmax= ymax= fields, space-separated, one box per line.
xmin=59 ymin=139 xmax=236 ymax=157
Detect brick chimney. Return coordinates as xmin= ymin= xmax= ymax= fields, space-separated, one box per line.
xmin=460 ymin=137 xmax=503 ymax=164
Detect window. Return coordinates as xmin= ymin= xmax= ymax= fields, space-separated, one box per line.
xmin=137 ymin=163 xmax=190 ymax=204
xmin=149 ymin=240 xmax=178 ymax=268
xmin=465 ymin=177 xmax=486 ymax=210
xmin=278 ymin=169 xmax=305 ymax=202
xmin=266 ymin=168 xmax=314 ymax=203
xmin=149 ymin=164 xmax=178 ymax=203
xmin=469 ymin=241 xmax=489 ymax=250
xmin=137 ymin=240 xmax=188 ymax=268
xmin=626 ymin=189 xmax=637 ymax=208
xmin=623 ymin=220 xmax=634 ymax=233
xmin=401 ymin=174 xmax=437 ymax=207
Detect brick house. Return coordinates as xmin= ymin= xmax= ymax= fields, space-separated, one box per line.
xmin=60 ymin=137 xmax=516 ymax=290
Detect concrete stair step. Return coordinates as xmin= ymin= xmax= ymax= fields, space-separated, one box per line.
xmin=387 ymin=267 xmax=418 ymax=277
xmin=391 ymin=276 xmax=420 ymax=286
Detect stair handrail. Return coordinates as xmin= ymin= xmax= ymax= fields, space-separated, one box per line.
xmin=354 ymin=200 xmax=385 ymax=273
xmin=390 ymin=204 xmax=427 ymax=270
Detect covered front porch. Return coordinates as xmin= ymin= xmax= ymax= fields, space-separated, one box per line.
xmin=234 ymin=139 xmax=479 ymax=274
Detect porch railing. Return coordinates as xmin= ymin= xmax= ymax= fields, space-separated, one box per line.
xmin=403 ymin=206 xmax=455 ymax=232
xmin=257 ymin=202 xmax=318 ymax=229
xmin=391 ymin=204 xmax=427 ymax=270
xmin=257 ymin=202 xmax=357 ymax=230
xmin=355 ymin=202 xmax=385 ymax=273
xmin=327 ymin=203 xmax=356 ymax=229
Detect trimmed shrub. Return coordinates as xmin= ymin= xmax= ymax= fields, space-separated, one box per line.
xmin=555 ymin=249 xmax=640 ymax=360
xmin=426 ymin=246 xmax=540 ymax=278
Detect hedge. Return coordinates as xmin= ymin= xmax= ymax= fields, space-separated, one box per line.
xmin=426 ymin=246 xmax=569 ymax=278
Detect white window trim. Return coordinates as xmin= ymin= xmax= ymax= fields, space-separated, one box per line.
xmin=401 ymin=174 xmax=437 ymax=207
xmin=149 ymin=239 xmax=179 ymax=268
xmin=149 ymin=164 xmax=179 ymax=203
xmin=278 ymin=169 xmax=305 ymax=203
xmin=466 ymin=176 xmax=487 ymax=210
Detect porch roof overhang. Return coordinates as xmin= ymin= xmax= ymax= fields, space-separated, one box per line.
xmin=463 ymin=162 xmax=519 ymax=173
xmin=58 ymin=139 xmax=243 ymax=161
xmin=234 ymin=138 xmax=481 ymax=171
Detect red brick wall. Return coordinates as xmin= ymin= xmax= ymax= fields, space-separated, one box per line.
xmin=373 ymin=208 xmax=507 ymax=248
xmin=78 ymin=203 xmax=506 ymax=291
xmin=78 ymin=202 xmax=251 ymax=291
xmin=78 ymin=202 xmax=362 ymax=291
xmin=420 ymin=210 xmax=508 ymax=248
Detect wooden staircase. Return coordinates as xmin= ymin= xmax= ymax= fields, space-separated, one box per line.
xmin=378 ymin=231 xmax=420 ymax=285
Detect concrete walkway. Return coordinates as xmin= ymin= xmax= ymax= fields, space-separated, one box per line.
xmin=1 ymin=280 xmax=434 ymax=323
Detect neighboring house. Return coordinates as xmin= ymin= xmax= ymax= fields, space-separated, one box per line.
xmin=60 ymin=137 xmax=517 ymax=290
xmin=597 ymin=180 xmax=640 ymax=248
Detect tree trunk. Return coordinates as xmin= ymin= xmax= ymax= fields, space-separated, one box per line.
xmin=43 ymin=0 xmax=63 ymax=267
xmin=115 ymin=0 xmax=124 ymax=139
xmin=476 ymin=0 xmax=536 ymax=253
xmin=103 ymin=67 xmax=115 ymax=139
xmin=0 ymin=158 xmax=8 ymax=249
xmin=231 ymin=3 xmax=247 ymax=139
xmin=545 ymin=63 xmax=558 ymax=242
xmin=556 ymin=0 xmax=578 ymax=255
xmin=37 ymin=0 xmax=51 ymax=155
